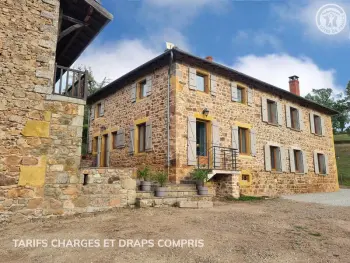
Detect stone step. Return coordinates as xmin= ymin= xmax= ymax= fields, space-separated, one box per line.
xmin=178 ymin=200 xmax=213 ymax=208
xmin=136 ymin=195 xmax=213 ymax=208
xmin=136 ymin=189 xmax=199 ymax=199
xmin=165 ymin=183 xmax=197 ymax=191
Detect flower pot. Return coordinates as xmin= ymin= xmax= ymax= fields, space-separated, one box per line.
xmin=141 ymin=181 xmax=152 ymax=191
xmin=196 ymin=180 xmax=204 ymax=189
xmin=155 ymin=187 xmax=167 ymax=197
xmin=197 ymin=186 xmax=208 ymax=196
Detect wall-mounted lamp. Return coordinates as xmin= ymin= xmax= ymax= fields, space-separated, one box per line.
xmin=202 ymin=108 xmax=209 ymax=117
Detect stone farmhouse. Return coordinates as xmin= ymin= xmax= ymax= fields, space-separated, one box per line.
xmin=88 ymin=47 xmax=339 ymax=197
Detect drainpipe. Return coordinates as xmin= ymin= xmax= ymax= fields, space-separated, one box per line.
xmin=167 ymin=50 xmax=173 ymax=176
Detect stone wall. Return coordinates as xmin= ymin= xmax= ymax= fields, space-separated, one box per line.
xmin=211 ymin=173 xmax=240 ymax=199
xmin=173 ymin=62 xmax=338 ymax=196
xmin=89 ymin=66 xmax=176 ymax=175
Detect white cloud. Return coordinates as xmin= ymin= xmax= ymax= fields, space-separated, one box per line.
xmin=272 ymin=0 xmax=350 ymax=42
xmin=233 ymin=30 xmax=282 ymax=50
xmin=232 ymin=53 xmax=342 ymax=96
xmin=75 ymin=39 xmax=160 ymax=83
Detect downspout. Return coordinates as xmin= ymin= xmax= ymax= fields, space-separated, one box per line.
xmin=167 ymin=50 xmax=174 ymax=176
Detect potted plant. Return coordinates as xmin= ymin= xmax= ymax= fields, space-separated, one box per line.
xmin=154 ymin=171 xmax=168 ymax=197
xmin=138 ymin=166 xmax=152 ymax=191
xmin=191 ymin=168 xmax=209 ymax=195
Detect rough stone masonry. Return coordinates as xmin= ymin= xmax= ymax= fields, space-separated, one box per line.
xmin=0 ymin=0 xmax=135 ymax=222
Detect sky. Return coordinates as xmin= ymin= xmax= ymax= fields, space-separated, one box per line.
xmin=76 ymin=0 xmax=350 ymax=97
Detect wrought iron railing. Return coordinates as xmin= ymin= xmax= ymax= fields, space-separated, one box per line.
xmin=197 ymin=146 xmax=238 ymax=171
xmin=53 ymin=64 xmax=88 ymax=100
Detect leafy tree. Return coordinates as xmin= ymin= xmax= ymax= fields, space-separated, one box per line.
xmin=305 ymin=88 xmax=349 ymax=133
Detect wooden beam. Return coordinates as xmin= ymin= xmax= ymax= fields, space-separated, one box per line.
xmin=62 ymin=15 xmax=86 ymax=26
xmin=58 ymin=24 xmax=84 ymax=41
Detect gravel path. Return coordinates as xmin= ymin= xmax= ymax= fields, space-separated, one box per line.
xmin=1 ymin=199 xmax=350 ymax=263
xmin=282 ymin=189 xmax=350 ymax=207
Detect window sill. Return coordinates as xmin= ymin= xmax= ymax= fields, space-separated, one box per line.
xmin=134 ymin=152 xmax=147 ymax=156
xmin=289 ymin=127 xmax=301 ymax=132
xmin=136 ymin=97 xmax=147 ymax=103
xmin=318 ymin=173 xmax=328 ymax=176
xmin=238 ymin=154 xmax=253 ymax=160
xmin=239 ymin=180 xmax=251 ymax=187
xmin=295 ymin=172 xmax=305 ymax=175
xmin=270 ymin=170 xmax=283 ymax=174
xmin=313 ymin=133 xmax=323 ymax=137
xmin=267 ymin=122 xmax=279 ymax=127
xmin=195 ymin=90 xmax=210 ymax=95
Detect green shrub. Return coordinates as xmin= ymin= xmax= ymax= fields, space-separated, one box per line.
xmin=137 ymin=166 xmax=151 ymax=181
xmin=154 ymin=172 xmax=168 ymax=187
xmin=191 ymin=168 xmax=209 ymax=183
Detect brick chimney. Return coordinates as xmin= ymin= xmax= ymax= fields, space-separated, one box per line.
xmin=289 ymin=75 xmax=300 ymax=96
xmin=205 ymin=56 xmax=213 ymax=62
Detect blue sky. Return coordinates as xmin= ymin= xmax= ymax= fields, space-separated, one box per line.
xmin=77 ymin=0 xmax=350 ymax=96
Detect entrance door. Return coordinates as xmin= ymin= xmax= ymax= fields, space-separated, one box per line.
xmin=100 ymin=134 xmax=109 ymax=167
xmin=196 ymin=120 xmax=209 ymax=166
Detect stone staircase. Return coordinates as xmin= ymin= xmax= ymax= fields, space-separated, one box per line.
xmin=136 ymin=183 xmax=213 ymax=208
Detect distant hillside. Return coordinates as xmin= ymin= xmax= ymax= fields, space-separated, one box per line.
xmin=334 ymin=134 xmax=350 ymax=186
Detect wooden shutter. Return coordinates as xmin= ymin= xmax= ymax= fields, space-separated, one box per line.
xmin=264 ymin=144 xmax=271 ymax=171
xmin=262 ymin=97 xmax=268 ymax=122
xmin=281 ymin=147 xmax=287 ymax=172
xmin=129 ymin=125 xmax=135 ymax=155
xmin=302 ymin=150 xmax=308 ymax=173
xmin=321 ymin=117 xmax=326 ymax=136
xmin=299 ymin=109 xmax=304 ymax=131
xmin=187 ymin=116 xmax=197 ymax=165
xmin=131 ymin=83 xmax=136 ymax=103
xmin=277 ymin=102 xmax=283 ymax=126
xmin=286 ymin=105 xmax=291 ymax=128
xmin=116 ymin=129 xmax=125 ymax=148
xmin=325 ymin=154 xmax=329 ymax=175
xmin=146 ymin=75 xmax=152 ymax=96
xmin=145 ymin=121 xmax=152 ymax=152
xmin=210 ymin=74 xmax=217 ymax=96
xmin=310 ymin=113 xmax=315 ymax=134
xmin=289 ymin=148 xmax=295 ymax=173
xmin=250 ymin=129 xmax=256 ymax=157
xmin=313 ymin=151 xmax=319 ymax=174
xmin=189 ymin=67 xmax=197 ymax=90
xmin=231 ymin=125 xmax=239 ymax=150
xmin=231 ymin=82 xmax=238 ymax=102
xmin=106 ymin=135 xmax=110 ymax=167
xmin=247 ymin=87 xmax=253 ymax=106
xmin=99 ymin=100 xmax=105 ymax=117
xmin=91 ymin=105 xmax=95 ymax=121
xmin=88 ymin=138 xmax=92 ymax=153
xmin=212 ymin=120 xmax=221 ymax=168
xmin=97 ymin=135 xmax=102 ymax=167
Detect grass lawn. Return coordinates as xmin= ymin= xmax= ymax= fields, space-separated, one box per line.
xmin=334 ymin=133 xmax=350 ymax=142
xmin=335 ymin=143 xmax=350 ymax=186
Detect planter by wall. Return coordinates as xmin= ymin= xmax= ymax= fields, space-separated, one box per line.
xmin=141 ymin=181 xmax=152 ymax=191
xmin=155 ymin=187 xmax=167 ymax=197
xmin=197 ymin=186 xmax=208 ymax=195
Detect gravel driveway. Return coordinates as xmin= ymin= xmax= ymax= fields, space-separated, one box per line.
xmin=282 ymin=189 xmax=350 ymax=207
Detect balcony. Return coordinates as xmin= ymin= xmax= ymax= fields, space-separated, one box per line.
xmin=53 ymin=64 xmax=88 ymax=100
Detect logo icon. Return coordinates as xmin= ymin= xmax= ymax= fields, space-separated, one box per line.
xmin=316 ymin=4 xmax=347 ymax=35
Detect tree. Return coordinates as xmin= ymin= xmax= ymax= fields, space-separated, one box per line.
xmin=305 ymin=88 xmax=349 ymax=133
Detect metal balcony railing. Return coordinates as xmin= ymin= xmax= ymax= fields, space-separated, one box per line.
xmin=53 ymin=64 xmax=88 ymax=100
xmin=197 ymin=146 xmax=239 ymax=171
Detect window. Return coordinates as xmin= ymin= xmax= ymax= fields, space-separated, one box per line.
xmin=196 ymin=72 xmax=208 ymax=92
xmin=96 ymin=103 xmax=102 ymax=117
xmin=317 ymin=153 xmax=326 ymax=174
xmin=112 ymin=131 xmax=117 ymax=149
xmin=270 ymin=146 xmax=281 ymax=171
xmin=238 ymin=127 xmax=249 ymax=154
xmin=237 ymin=86 xmax=246 ymax=104
xmin=267 ymin=100 xmax=278 ymax=124
xmin=93 ymin=137 xmax=98 ymax=153
xmin=196 ymin=120 xmax=207 ymax=156
xmin=290 ymin=107 xmax=300 ymax=130
xmin=242 ymin=174 xmax=250 ymax=182
xmin=293 ymin=149 xmax=303 ymax=173
xmin=137 ymin=79 xmax=147 ymax=100
xmin=137 ymin=123 xmax=146 ymax=153
xmin=314 ymin=115 xmax=322 ymax=135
